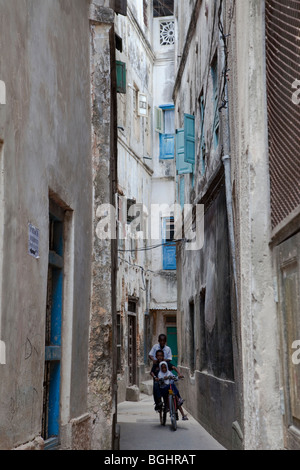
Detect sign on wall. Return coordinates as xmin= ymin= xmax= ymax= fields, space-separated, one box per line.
xmin=28 ymin=224 xmax=40 ymax=259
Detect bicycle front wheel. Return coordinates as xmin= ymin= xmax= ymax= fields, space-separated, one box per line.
xmin=169 ymin=395 xmax=177 ymax=431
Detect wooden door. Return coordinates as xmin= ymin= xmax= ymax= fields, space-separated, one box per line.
xmin=277 ymin=232 xmax=300 ymax=449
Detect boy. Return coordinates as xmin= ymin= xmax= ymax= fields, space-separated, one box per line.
xmin=149 ymin=334 xmax=172 ymax=363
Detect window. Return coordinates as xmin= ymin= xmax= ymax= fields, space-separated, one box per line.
xmin=155 ymin=105 xmax=175 ymax=160
xmin=163 ymin=217 xmax=176 ymax=270
xmin=128 ymin=300 xmax=137 ymax=314
xmin=176 ymin=129 xmax=193 ymax=175
xmin=117 ymin=313 xmax=122 ymax=374
xmin=200 ymin=288 xmax=208 ymax=371
xmin=116 ymin=61 xmax=126 ymax=94
xmin=189 ymin=301 xmax=195 ymax=374
xmin=211 ymin=56 xmax=219 ymax=149
xmin=160 ymin=20 xmax=175 ymax=46
xmin=115 ymin=33 xmax=123 ymax=53
xmin=137 ymin=93 xmax=148 ymax=118
xmin=128 ymin=299 xmax=137 ymax=386
xmin=110 ymin=0 xmax=127 ymax=16
xmin=133 ymin=85 xmax=140 ymax=142
xmin=153 ymin=0 xmax=174 ymax=17
xmin=184 ymin=113 xmax=195 ymax=165
xmin=127 ymin=198 xmax=137 ymax=224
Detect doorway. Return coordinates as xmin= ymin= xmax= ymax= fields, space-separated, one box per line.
xmin=42 ymin=201 xmax=64 ymax=449
xmin=276 ymin=232 xmax=300 ymax=449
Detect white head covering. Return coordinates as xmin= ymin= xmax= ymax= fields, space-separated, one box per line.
xmin=158 ymin=361 xmax=174 ymax=384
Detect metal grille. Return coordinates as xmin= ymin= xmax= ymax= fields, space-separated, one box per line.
xmin=128 ymin=315 xmax=137 ymax=385
xmin=265 ymin=0 xmax=300 ymax=229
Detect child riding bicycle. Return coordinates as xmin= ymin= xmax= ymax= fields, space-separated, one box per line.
xmin=158 ymin=361 xmax=188 ymax=421
xmin=150 ymin=350 xmax=184 ymax=412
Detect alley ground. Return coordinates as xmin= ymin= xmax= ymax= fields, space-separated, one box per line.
xmin=118 ymin=394 xmax=225 ymax=451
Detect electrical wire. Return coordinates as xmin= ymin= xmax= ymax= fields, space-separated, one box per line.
xmin=118 ymin=239 xmax=184 ymax=253
xmin=198 ymin=0 xmax=236 ymax=161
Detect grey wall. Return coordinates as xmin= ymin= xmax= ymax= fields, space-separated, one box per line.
xmin=0 ymin=0 xmax=92 ymax=449
xmin=177 ymin=183 xmax=238 ymax=449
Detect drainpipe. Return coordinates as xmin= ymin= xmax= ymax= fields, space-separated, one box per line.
xmin=220 ymin=7 xmax=244 ymax=448
xmin=222 ymin=154 xmax=239 ymax=315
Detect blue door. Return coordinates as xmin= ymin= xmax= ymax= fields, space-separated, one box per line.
xmin=42 ymin=205 xmax=64 ymax=448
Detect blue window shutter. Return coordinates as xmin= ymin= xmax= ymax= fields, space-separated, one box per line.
xmin=163 ymin=244 xmax=176 ymax=270
xmin=116 ymin=61 xmax=126 ymax=94
xmin=160 ymin=133 xmax=174 ymax=159
xmin=176 ymin=129 xmax=193 ymax=174
xmin=162 ymin=218 xmax=176 ymax=270
xmin=184 ymin=114 xmax=195 ymax=165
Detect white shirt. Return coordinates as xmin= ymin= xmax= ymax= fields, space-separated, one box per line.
xmin=149 ymin=344 xmax=172 ymax=361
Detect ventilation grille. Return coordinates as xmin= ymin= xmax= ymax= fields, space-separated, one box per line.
xmin=266 ymin=0 xmax=300 ymax=229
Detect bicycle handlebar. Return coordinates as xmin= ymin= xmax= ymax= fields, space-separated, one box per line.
xmin=159 ymin=376 xmax=184 ymax=382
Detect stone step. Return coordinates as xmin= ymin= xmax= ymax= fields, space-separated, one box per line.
xmin=139 ymin=380 xmax=153 ymax=396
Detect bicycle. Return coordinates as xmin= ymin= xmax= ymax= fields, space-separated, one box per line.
xmin=158 ymin=376 xmax=184 ymax=431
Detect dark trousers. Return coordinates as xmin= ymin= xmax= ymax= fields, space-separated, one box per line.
xmin=153 ymin=381 xmax=182 ymax=405
xmin=153 ymin=381 xmax=162 ymax=405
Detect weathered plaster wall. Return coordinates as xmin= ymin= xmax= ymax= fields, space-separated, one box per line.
xmin=176 ymin=185 xmax=237 ymax=450
xmin=173 ymin=0 xmax=242 ymax=450
xmin=227 ymin=0 xmax=283 ymax=450
xmin=115 ymin=2 xmax=178 ymax=401
xmin=115 ymin=2 xmax=155 ymax=399
xmin=88 ymin=3 xmax=118 ymax=450
xmin=0 ymin=0 xmax=92 ymax=450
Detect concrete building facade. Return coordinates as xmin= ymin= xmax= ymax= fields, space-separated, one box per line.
xmin=173 ymin=0 xmax=300 ymax=451
xmin=0 ymin=0 xmax=93 ymax=450
xmin=173 ymin=0 xmax=242 ymax=450
xmin=114 ymin=0 xmax=178 ymax=402
xmin=0 ymin=0 xmax=123 ymax=451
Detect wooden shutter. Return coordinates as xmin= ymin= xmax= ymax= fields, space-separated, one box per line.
xmin=163 ymin=218 xmax=176 ymax=270
xmin=176 ymin=129 xmax=193 ymax=174
xmin=184 ymin=114 xmax=195 ymax=165
xmin=116 ymin=61 xmax=126 ymax=94
xmin=277 ymin=233 xmax=300 ymax=449
xmin=154 ymin=107 xmax=164 ymax=134
xmin=160 ymin=133 xmax=174 ymax=159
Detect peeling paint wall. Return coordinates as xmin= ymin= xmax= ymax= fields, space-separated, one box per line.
xmin=226 ymin=0 xmax=283 ymax=450
xmin=88 ymin=2 xmax=118 ymax=450
xmin=173 ymin=0 xmax=242 ymax=450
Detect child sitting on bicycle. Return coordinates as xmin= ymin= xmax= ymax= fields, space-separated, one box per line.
xmin=150 ymin=350 xmax=184 ymax=411
xmin=158 ymin=361 xmax=188 ymax=421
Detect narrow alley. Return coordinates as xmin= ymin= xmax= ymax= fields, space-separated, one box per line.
xmin=118 ymin=394 xmax=224 ymax=451
xmin=0 ymin=0 xmax=299 ymax=453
